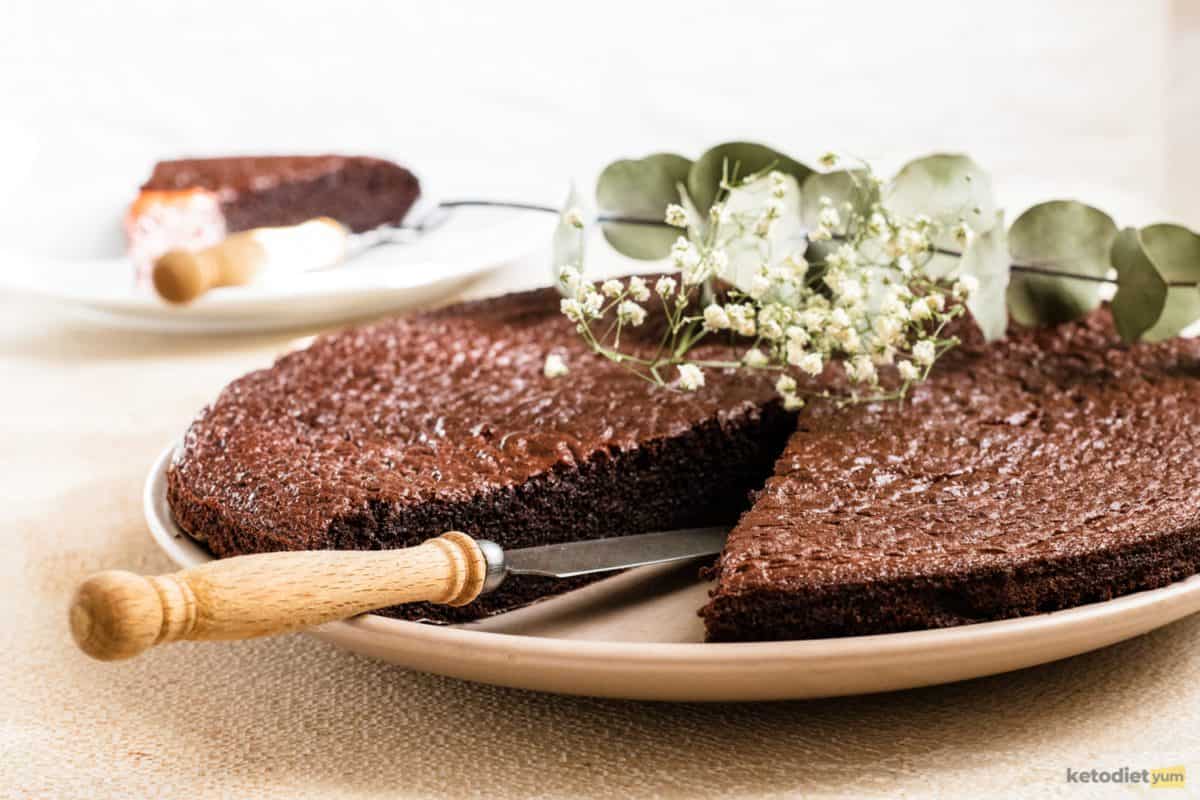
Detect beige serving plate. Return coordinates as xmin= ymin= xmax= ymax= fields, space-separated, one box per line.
xmin=145 ymin=445 xmax=1200 ymax=701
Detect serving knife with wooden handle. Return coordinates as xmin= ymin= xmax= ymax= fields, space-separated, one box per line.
xmin=69 ymin=527 xmax=726 ymax=661
xmin=151 ymin=207 xmax=451 ymax=304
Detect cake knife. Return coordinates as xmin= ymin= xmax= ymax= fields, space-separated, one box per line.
xmin=69 ymin=527 xmax=727 ymax=661
xmin=151 ymin=206 xmax=454 ymax=305
xmin=149 ymin=198 xmax=655 ymax=304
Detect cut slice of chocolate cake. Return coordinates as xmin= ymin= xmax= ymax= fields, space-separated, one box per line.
xmin=702 ymin=310 xmax=1200 ymax=641
xmin=166 ymin=285 xmax=793 ymax=623
xmin=126 ymin=155 xmax=421 ymax=279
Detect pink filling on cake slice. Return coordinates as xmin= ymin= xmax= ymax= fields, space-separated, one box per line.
xmin=125 ymin=189 xmax=227 ymax=284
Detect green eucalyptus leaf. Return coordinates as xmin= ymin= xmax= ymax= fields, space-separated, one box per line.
xmin=887 ymin=154 xmax=997 ymax=278
xmin=957 ymin=210 xmax=1011 ymax=341
xmin=551 ymin=182 xmax=587 ymax=294
xmin=799 ymin=169 xmax=879 ymax=230
xmin=1137 ymin=223 xmax=1200 ymax=341
xmin=687 ymin=142 xmax=812 ymax=214
xmin=595 ymin=153 xmax=692 ymax=260
xmin=1110 ymin=227 xmax=1168 ymax=342
xmin=1005 ymin=200 xmax=1117 ymax=326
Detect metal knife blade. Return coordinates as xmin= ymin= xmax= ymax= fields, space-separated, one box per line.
xmin=342 ymin=205 xmax=455 ymax=260
xmin=502 ymin=526 xmax=728 ymax=579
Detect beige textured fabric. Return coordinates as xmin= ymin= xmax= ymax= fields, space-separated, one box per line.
xmin=4 ymin=261 xmax=1199 ymax=798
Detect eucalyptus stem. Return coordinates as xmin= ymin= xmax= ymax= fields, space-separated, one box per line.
xmin=922 ymin=244 xmax=1197 ymax=288
xmin=436 ymin=199 xmax=666 ymax=228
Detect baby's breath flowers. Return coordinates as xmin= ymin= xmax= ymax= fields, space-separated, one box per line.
xmin=550 ymin=157 xmax=977 ymax=408
xmin=483 ymin=145 xmax=1200 ymax=348
xmin=677 ymin=363 xmax=705 ymax=391
xmin=617 ymin=299 xmax=647 ymax=326
xmin=543 ymin=352 xmax=569 ymax=378
xmin=664 ymin=204 xmax=689 ymax=228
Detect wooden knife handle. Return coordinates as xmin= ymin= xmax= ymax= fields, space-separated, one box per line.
xmin=69 ymin=532 xmax=487 ymax=661
xmin=151 ymin=217 xmax=349 ymax=304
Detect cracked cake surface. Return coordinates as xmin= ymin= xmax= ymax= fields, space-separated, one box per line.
xmin=167 ymin=285 xmax=791 ymax=622
xmin=168 ymin=285 xmax=1200 ymax=637
xmin=702 ymin=309 xmax=1200 ymax=640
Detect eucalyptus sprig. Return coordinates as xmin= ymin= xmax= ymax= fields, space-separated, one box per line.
xmin=546 ymin=142 xmax=1200 ymax=406
xmin=554 ymin=157 xmax=972 ymax=406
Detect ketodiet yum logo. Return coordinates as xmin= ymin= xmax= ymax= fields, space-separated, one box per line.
xmin=1065 ymin=765 xmax=1186 ymax=789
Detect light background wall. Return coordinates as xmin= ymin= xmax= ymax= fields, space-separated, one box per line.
xmin=0 ymin=0 xmax=1196 ymax=261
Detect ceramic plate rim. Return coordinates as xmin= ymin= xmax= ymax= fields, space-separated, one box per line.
xmin=143 ymin=444 xmax=1200 ymax=698
xmin=0 ymin=205 xmax=549 ymax=332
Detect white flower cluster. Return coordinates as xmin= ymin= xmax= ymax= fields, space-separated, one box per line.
xmin=551 ymin=265 xmax=662 ymax=378
xmin=557 ymin=267 xmax=653 ymax=328
xmin=809 ymin=195 xmax=842 ymax=242
xmin=749 ymin=171 xmax=789 ymax=239
xmin=543 ymin=352 xmax=569 ymax=378
xmin=677 ymin=363 xmax=705 ymax=391
xmin=664 ymin=203 xmax=689 ymax=228
xmin=668 ymin=235 xmax=728 ymax=288
xmin=554 ymin=158 xmax=977 ymax=405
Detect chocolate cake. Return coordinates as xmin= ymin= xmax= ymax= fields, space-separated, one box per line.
xmin=166 ymin=286 xmax=792 ymax=622
xmin=167 ymin=285 xmax=1200 ymax=638
xmin=126 ymin=155 xmax=421 ymax=279
xmin=702 ymin=309 xmax=1200 ymax=640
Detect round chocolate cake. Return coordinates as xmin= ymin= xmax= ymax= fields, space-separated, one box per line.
xmin=167 ymin=287 xmax=792 ymax=623
xmin=167 ymin=285 xmax=1200 ymax=640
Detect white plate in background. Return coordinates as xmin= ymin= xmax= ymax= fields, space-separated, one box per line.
xmin=0 ymin=204 xmax=552 ymax=334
